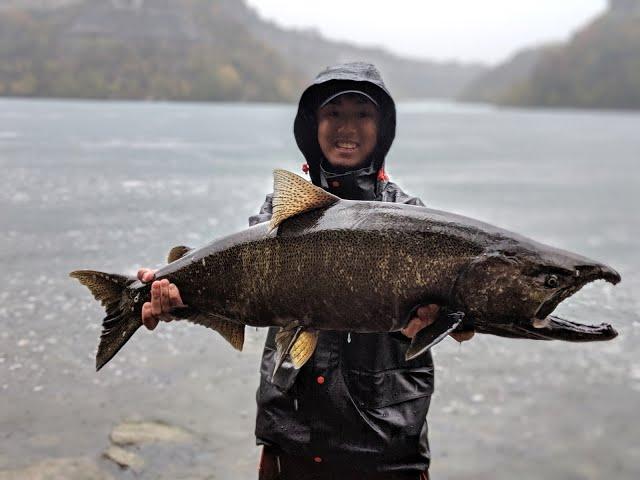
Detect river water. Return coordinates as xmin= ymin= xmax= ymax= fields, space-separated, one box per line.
xmin=0 ymin=98 xmax=638 ymax=479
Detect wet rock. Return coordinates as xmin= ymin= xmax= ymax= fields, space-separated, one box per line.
xmin=0 ymin=457 xmax=113 ymax=480
xmin=109 ymin=420 xmax=194 ymax=446
xmin=103 ymin=445 xmax=144 ymax=472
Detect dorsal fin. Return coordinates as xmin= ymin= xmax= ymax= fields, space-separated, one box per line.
xmin=167 ymin=246 xmax=192 ymax=263
xmin=269 ymin=169 xmax=339 ymax=231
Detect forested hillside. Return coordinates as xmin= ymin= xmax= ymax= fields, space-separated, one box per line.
xmin=462 ymin=0 xmax=640 ymax=110
xmin=215 ymin=0 xmax=485 ymax=99
xmin=0 ymin=0 xmax=485 ymax=102
xmin=459 ymin=47 xmax=552 ymax=104
xmin=0 ymin=0 xmax=305 ymax=101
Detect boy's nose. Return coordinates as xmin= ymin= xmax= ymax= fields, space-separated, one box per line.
xmin=337 ymin=117 xmax=357 ymax=132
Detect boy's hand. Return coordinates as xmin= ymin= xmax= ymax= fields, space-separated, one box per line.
xmin=401 ymin=304 xmax=474 ymax=343
xmin=137 ymin=268 xmax=184 ymax=331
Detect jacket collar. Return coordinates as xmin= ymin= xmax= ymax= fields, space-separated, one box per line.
xmin=318 ymin=160 xmax=379 ymax=200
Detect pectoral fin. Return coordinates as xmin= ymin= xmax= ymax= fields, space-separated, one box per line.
xmin=273 ymin=326 xmax=318 ymax=379
xmin=173 ymin=307 xmax=244 ymax=351
xmin=405 ymin=311 xmax=465 ymax=361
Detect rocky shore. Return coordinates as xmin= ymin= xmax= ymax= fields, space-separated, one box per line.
xmin=0 ymin=420 xmax=207 ymax=479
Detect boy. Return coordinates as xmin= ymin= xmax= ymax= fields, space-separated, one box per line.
xmin=139 ymin=63 xmax=472 ymax=479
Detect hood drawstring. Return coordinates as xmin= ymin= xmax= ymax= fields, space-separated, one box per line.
xmin=377 ymin=168 xmax=389 ymax=182
xmin=302 ymin=163 xmax=310 ymax=175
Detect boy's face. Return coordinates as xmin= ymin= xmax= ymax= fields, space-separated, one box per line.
xmin=316 ymin=94 xmax=379 ymax=170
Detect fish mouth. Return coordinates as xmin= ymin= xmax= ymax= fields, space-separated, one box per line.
xmin=530 ymin=265 xmax=621 ymax=342
xmin=527 ymin=315 xmax=619 ymax=341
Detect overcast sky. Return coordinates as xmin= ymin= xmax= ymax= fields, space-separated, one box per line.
xmin=245 ymin=0 xmax=607 ymax=65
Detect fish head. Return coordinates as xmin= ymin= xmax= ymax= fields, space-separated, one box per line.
xmin=453 ymin=240 xmax=621 ymax=341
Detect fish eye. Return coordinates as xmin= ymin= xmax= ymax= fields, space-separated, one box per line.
xmin=545 ymin=274 xmax=559 ymax=288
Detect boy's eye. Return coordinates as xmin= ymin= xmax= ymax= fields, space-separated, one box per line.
xmin=358 ymin=111 xmax=372 ymax=118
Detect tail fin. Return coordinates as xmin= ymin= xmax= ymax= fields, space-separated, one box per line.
xmin=69 ymin=270 xmax=141 ymax=371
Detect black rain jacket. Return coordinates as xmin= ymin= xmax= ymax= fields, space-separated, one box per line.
xmin=250 ymin=63 xmax=434 ymax=474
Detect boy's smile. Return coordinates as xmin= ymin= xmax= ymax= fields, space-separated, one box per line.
xmin=316 ymin=93 xmax=380 ymax=170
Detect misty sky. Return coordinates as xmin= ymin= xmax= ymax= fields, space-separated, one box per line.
xmin=246 ymin=0 xmax=607 ymax=64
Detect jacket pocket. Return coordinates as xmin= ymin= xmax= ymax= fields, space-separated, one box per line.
xmin=342 ymin=331 xmax=433 ymax=372
xmin=260 ymin=344 xmax=301 ymax=393
xmin=345 ymin=365 xmax=434 ymax=409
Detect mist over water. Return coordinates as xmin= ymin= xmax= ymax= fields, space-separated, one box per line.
xmin=1 ymin=98 xmax=638 ymax=479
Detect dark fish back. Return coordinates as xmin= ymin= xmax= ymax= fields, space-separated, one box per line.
xmin=165 ymin=202 xmax=482 ymax=332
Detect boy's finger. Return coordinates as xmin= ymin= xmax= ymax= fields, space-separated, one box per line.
xmin=160 ymin=279 xmax=171 ymax=312
xmin=141 ymin=302 xmax=158 ymax=330
xmin=168 ymin=284 xmax=184 ymax=307
xmin=151 ymin=281 xmax=162 ymax=316
xmin=416 ymin=305 xmax=439 ymax=325
xmin=401 ymin=317 xmax=424 ymax=338
xmin=137 ymin=268 xmax=155 ymax=283
xmin=143 ymin=270 xmax=156 ymax=283
xmin=141 ymin=301 xmax=149 ymax=323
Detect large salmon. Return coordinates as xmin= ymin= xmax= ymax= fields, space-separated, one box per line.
xmin=71 ymin=170 xmax=620 ymax=372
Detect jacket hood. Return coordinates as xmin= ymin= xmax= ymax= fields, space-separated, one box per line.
xmin=293 ymin=62 xmax=396 ymax=200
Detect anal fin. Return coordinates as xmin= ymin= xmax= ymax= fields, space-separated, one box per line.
xmin=173 ymin=307 xmax=244 ymax=351
xmin=405 ymin=311 xmax=465 ymax=361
